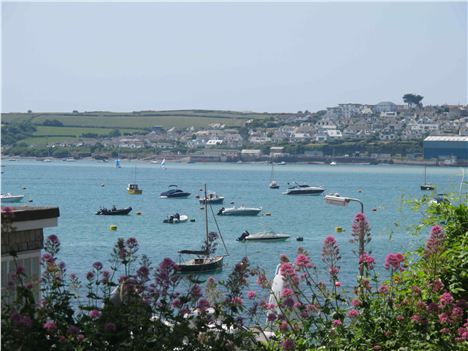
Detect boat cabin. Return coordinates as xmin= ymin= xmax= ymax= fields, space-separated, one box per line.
xmin=127 ymin=183 xmax=143 ymax=195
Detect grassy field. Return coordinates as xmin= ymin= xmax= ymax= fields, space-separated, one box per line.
xmin=22 ymin=136 xmax=79 ymax=145
xmin=2 ymin=110 xmax=273 ymax=129
xmin=34 ymin=126 xmax=137 ymax=137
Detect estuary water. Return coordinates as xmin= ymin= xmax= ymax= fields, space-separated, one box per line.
xmin=1 ymin=160 xmax=466 ymax=291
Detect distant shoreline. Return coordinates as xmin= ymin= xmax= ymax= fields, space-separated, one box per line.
xmin=3 ymin=155 xmax=467 ymax=168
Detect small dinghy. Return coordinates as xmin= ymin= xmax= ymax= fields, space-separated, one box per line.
xmin=96 ymin=206 xmax=132 ymax=215
xmin=163 ymin=214 xmax=189 ymax=224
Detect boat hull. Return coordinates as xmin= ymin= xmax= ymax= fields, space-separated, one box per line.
xmin=127 ymin=189 xmax=143 ymax=195
xmin=244 ymin=236 xmax=290 ymax=241
xmin=219 ymin=209 xmax=261 ymax=216
xmin=163 ymin=215 xmax=189 ymax=223
xmin=283 ymin=189 xmax=324 ymax=195
xmin=199 ymin=197 xmax=224 ymax=204
xmin=178 ymin=256 xmax=224 ymax=273
xmin=96 ymin=207 xmax=132 ymax=215
xmin=0 ymin=195 xmax=24 ymax=203
xmin=420 ymin=184 xmax=435 ymax=191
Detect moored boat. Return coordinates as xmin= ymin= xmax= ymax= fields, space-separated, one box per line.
xmin=160 ymin=185 xmax=190 ymax=199
xmin=237 ymin=230 xmax=290 ymax=242
xmin=127 ymin=183 xmax=143 ymax=195
xmin=96 ymin=206 xmax=132 ymax=215
xmin=0 ymin=193 xmax=24 ymax=203
xmin=283 ymin=182 xmax=324 ymax=195
xmin=163 ymin=214 xmax=189 ymax=224
xmin=199 ymin=192 xmax=224 ymax=204
xmin=217 ymin=206 xmax=262 ymax=216
xmin=177 ymin=184 xmax=228 ymax=273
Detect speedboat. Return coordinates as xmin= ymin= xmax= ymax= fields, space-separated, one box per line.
xmin=199 ymin=192 xmax=224 ymax=204
xmin=0 ymin=193 xmax=24 ymax=203
xmin=217 ymin=206 xmax=262 ymax=216
xmin=160 ymin=185 xmax=191 ymax=199
xmin=283 ymin=182 xmax=324 ymax=195
xmin=163 ymin=214 xmax=189 ymax=224
xmin=96 ymin=206 xmax=132 ymax=215
xmin=237 ymin=230 xmax=290 ymax=242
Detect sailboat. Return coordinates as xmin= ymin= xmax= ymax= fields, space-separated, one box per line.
xmin=269 ymin=162 xmax=280 ymax=189
xmin=127 ymin=166 xmax=143 ymax=194
xmin=177 ymin=184 xmax=228 ymax=273
xmin=161 ymin=158 xmax=166 ymax=170
xmin=420 ymin=165 xmax=435 ymax=191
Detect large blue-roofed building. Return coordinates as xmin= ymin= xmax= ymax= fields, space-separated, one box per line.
xmin=423 ymin=136 xmax=468 ymax=160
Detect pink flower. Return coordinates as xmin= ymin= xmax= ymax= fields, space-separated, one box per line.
xmin=332 ymin=319 xmax=342 ymax=327
xmin=384 ymin=253 xmax=405 ymax=271
xmin=43 ymin=320 xmax=57 ymax=331
xmin=295 ymin=254 xmax=313 ymax=268
xmin=125 ymin=237 xmax=138 ymax=249
xmin=247 ymin=290 xmax=256 ymax=299
xmin=92 ymin=261 xmax=103 ymax=270
xmin=359 ymin=253 xmax=375 ymax=270
xmin=432 ymin=279 xmax=444 ymax=292
xmin=335 ymin=281 xmax=341 ymax=287
xmin=347 ymin=309 xmax=360 ymax=318
xmin=1 ymin=206 xmax=13 ymax=214
xmin=231 ymin=296 xmax=243 ymax=306
xmin=425 ymin=226 xmax=445 ymax=256
xmin=281 ymin=338 xmax=295 ymax=350
xmin=281 ymin=288 xmax=294 ymax=298
xmin=439 ymin=292 xmax=454 ymax=307
xmin=279 ymin=320 xmax=289 ymax=332
xmin=351 ymin=299 xmax=362 ymax=307
xmin=439 ymin=313 xmax=449 ymax=324
xmin=410 ymin=314 xmax=422 ymax=324
xmin=197 ymin=299 xmax=210 ymax=312
xmin=47 ymin=234 xmax=59 ymax=244
xmin=137 ymin=265 xmax=149 ymax=279
xmin=378 ymin=284 xmax=389 ymax=294
xmin=89 ymin=309 xmax=101 ymax=319
xmin=396 ymin=315 xmax=404 ymax=321
xmin=86 ymin=271 xmax=95 ymax=281
xmin=267 ymin=312 xmax=277 ymax=322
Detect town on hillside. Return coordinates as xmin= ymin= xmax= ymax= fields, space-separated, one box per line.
xmin=2 ymin=95 xmax=468 ymax=166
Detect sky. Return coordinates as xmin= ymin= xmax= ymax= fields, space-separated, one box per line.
xmin=1 ymin=1 xmax=467 ymax=113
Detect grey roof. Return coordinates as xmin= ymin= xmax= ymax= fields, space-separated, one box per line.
xmin=424 ymin=136 xmax=468 ymax=142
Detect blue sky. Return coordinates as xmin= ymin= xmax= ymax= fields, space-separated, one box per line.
xmin=2 ymin=1 xmax=467 ymax=112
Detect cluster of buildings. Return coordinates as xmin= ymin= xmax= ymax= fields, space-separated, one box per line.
xmin=44 ymin=102 xmax=468 ymax=162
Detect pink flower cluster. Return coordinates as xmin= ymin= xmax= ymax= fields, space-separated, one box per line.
xmin=424 ymin=225 xmax=445 ymax=256
xmin=295 ymin=254 xmax=313 ymax=268
xmin=384 ymin=253 xmax=404 ymax=271
xmin=359 ymin=253 xmax=375 ymax=270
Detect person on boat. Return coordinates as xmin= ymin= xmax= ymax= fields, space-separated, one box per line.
xmin=168 ymin=215 xmax=174 ymax=223
xmin=112 ymin=205 xmax=117 ymax=211
xmin=217 ymin=207 xmax=225 ymax=215
xmin=237 ymin=230 xmax=250 ymax=241
xmin=174 ymin=213 xmax=180 ymax=220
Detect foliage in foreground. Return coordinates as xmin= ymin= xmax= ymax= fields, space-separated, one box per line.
xmin=1 ymin=199 xmax=467 ymax=350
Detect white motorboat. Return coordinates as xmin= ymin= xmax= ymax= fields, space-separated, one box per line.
xmin=330 ymin=161 xmax=337 ymax=166
xmin=1 ymin=193 xmax=24 ymax=203
xmin=237 ymin=230 xmax=290 ymax=242
xmin=199 ymin=192 xmax=224 ymax=204
xmin=163 ymin=214 xmax=189 ymax=224
xmin=217 ymin=206 xmax=262 ymax=216
xmin=283 ymin=182 xmax=325 ymax=195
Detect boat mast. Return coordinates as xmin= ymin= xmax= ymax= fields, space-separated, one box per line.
xmin=204 ymin=184 xmax=209 ymax=253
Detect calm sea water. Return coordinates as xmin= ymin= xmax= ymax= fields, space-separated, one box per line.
xmin=2 ymin=160 xmax=466 ymax=291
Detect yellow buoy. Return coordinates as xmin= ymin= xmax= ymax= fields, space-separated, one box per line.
xmin=335 ymin=226 xmax=343 ymax=233
xmin=109 ymin=224 xmax=118 ymax=231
